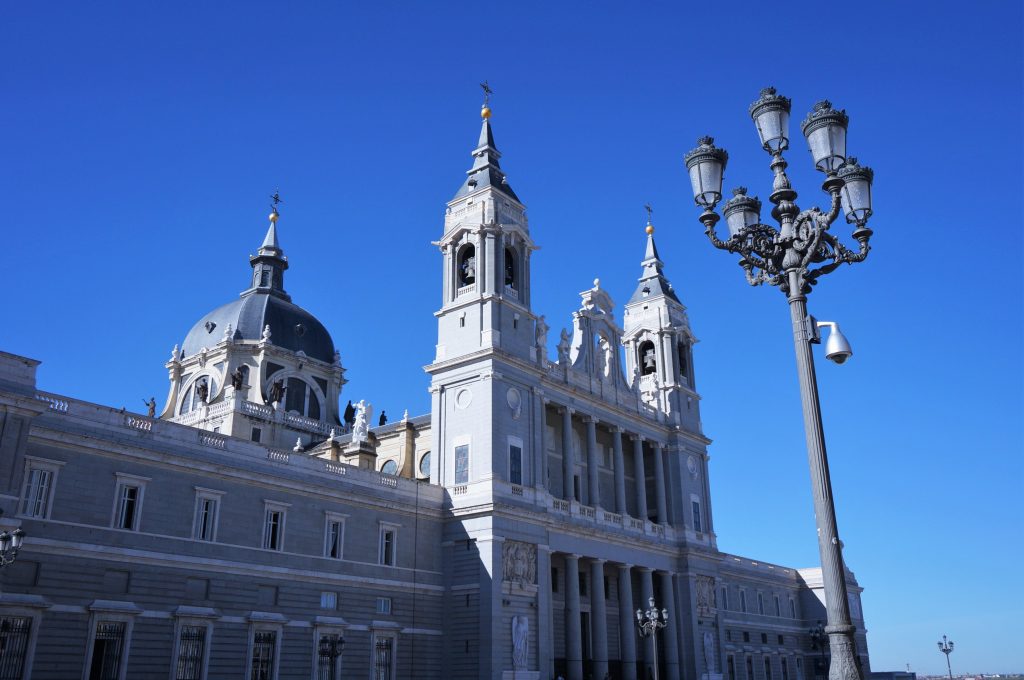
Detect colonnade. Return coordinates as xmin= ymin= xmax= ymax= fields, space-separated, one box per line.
xmin=552 ymin=552 xmax=684 ymax=680
xmin=541 ymin=403 xmax=671 ymax=526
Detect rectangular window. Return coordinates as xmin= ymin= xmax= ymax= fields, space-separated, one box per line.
xmin=0 ymin=616 xmax=31 ymax=678
xmin=115 ymin=486 xmax=140 ymax=530
xmin=721 ymin=587 xmax=729 ymax=611
xmin=775 ymin=594 xmax=781 ymax=617
xmin=20 ymin=458 xmax=61 ymax=518
xmin=324 ymin=515 xmax=345 ymax=559
xmin=740 ymin=590 xmax=747 ymax=613
xmin=778 ymin=634 xmax=785 ymax=645
xmin=761 ymin=632 xmax=768 ymax=644
xmin=318 ymin=633 xmax=344 ymax=680
xmin=262 ymin=502 xmax=289 ymax=551
xmin=742 ymin=631 xmax=750 ymax=643
xmin=320 ymin=591 xmax=338 ymax=609
xmin=692 ymin=500 xmax=703 ymax=533
xmin=174 ymin=624 xmax=207 ymax=680
xmin=250 ymin=630 xmax=276 ymax=680
xmin=727 ymin=655 xmax=736 ymax=680
xmin=790 ymin=598 xmax=796 ymax=618
xmin=373 ymin=635 xmax=395 ymax=680
xmin=746 ymin=656 xmax=754 ymax=680
xmin=193 ymin=489 xmax=223 ymax=542
xmin=551 ymin=567 xmax=559 ymax=593
xmin=376 ymin=597 xmax=392 ymax=614
xmin=379 ymin=525 xmax=397 ymax=566
xmin=264 ymin=510 xmax=282 ymax=550
xmin=89 ymin=621 xmax=127 ymax=680
xmin=758 ymin=592 xmax=765 ymax=615
xmin=782 ymin=658 xmax=789 ymax=680
xmin=509 ymin=444 xmax=523 ymax=485
xmin=578 ymin=572 xmax=587 ymax=596
xmin=454 ymin=444 xmax=469 ymax=485
xmin=765 ymin=657 xmax=773 ymax=680
xmin=251 ymin=427 xmax=262 ymax=443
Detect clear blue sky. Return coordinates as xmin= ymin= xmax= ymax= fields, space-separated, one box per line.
xmin=3 ymin=1 xmax=1021 ymax=674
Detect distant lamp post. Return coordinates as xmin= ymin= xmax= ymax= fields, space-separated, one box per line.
xmin=636 ymin=596 xmax=668 ymax=680
xmin=0 ymin=528 xmax=25 ymax=568
xmin=809 ymin=621 xmax=828 ymax=679
xmin=684 ymin=88 xmax=874 ymax=680
xmin=937 ymin=635 xmax=954 ymax=680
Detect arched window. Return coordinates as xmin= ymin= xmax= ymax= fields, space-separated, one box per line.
xmin=638 ymin=340 xmax=657 ymax=375
xmin=504 ymin=247 xmax=517 ymax=289
xmin=178 ymin=375 xmax=216 ymax=414
xmin=381 ymin=460 xmax=398 ymax=476
xmin=458 ymin=244 xmax=476 ymax=286
xmin=418 ymin=452 xmax=431 ymax=478
xmin=283 ymin=377 xmax=322 ymax=420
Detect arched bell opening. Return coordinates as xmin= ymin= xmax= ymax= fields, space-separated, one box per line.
xmin=504 ymin=247 xmax=518 ymax=290
xmin=638 ymin=340 xmax=658 ymax=375
xmin=457 ymin=244 xmax=477 ymax=286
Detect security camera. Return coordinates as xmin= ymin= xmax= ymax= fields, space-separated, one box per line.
xmin=817 ymin=321 xmax=853 ymax=365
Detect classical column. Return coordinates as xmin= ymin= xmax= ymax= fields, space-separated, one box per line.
xmin=538 ymin=545 xmax=553 ymax=677
xmin=652 ymin=442 xmax=668 ymax=525
xmin=632 ymin=436 xmax=648 ymax=521
xmin=612 ymin=427 xmax=627 ymax=515
xmin=618 ymin=564 xmax=638 ymax=680
xmin=565 ymin=555 xmax=584 ymax=680
xmin=659 ymin=571 xmax=681 ymax=679
xmin=562 ymin=407 xmax=575 ymax=501
xmin=639 ymin=567 xmax=655 ymax=677
xmin=585 ymin=416 xmax=601 ymax=508
xmin=536 ymin=397 xmax=548 ymax=492
xmin=590 ymin=559 xmax=609 ymax=680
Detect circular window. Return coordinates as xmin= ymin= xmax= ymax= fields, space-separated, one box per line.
xmin=381 ymin=460 xmax=398 ymax=476
xmin=294 ymin=323 xmax=307 ymax=337
xmin=419 ymin=452 xmax=431 ymax=477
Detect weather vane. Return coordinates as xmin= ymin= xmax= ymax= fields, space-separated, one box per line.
xmin=270 ymin=189 xmax=283 ymax=216
xmin=644 ymin=203 xmax=653 ymax=223
xmin=480 ymin=80 xmax=493 ymax=107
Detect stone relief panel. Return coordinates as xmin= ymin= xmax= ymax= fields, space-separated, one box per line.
xmin=696 ymin=574 xmax=716 ymax=617
xmin=502 ymin=540 xmax=537 ymax=585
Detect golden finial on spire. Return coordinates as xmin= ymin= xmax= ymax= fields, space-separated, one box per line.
xmin=644 ymin=203 xmax=655 ymax=234
xmin=269 ymin=189 xmax=282 ymax=223
xmin=480 ymin=80 xmax=493 ymax=119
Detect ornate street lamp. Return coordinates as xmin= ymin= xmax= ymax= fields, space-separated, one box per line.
xmin=684 ymin=87 xmax=875 ymax=680
xmin=937 ymin=635 xmax=954 ymax=680
xmin=0 ymin=528 xmax=25 ymax=568
xmin=636 ymin=596 xmax=668 ymax=680
xmin=809 ymin=621 xmax=828 ymax=679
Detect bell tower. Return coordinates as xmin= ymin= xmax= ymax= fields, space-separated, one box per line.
xmin=622 ymin=217 xmax=701 ymax=432
xmin=432 ymin=94 xmax=539 ymax=367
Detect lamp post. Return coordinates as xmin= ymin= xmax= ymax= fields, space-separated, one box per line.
xmin=684 ymin=87 xmax=874 ymax=680
xmin=0 ymin=528 xmax=25 ymax=568
xmin=809 ymin=621 xmax=828 ymax=680
xmin=937 ymin=635 xmax=954 ymax=680
xmin=636 ymin=596 xmax=668 ymax=680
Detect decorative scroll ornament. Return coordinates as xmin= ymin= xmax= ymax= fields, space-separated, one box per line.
xmin=501 ymin=540 xmax=537 ymax=585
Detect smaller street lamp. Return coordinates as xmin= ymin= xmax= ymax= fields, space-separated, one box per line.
xmin=937 ymin=635 xmax=954 ymax=680
xmin=636 ymin=597 xmax=668 ymax=680
xmin=0 ymin=528 xmax=25 ymax=568
xmin=808 ymin=621 xmax=828 ymax=680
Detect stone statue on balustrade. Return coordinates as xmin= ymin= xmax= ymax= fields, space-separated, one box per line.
xmin=351 ymin=400 xmax=373 ymax=444
xmin=269 ymin=379 xmax=285 ymax=407
xmin=557 ymin=329 xmax=571 ymax=364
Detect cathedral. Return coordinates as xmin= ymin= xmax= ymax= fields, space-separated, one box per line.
xmin=0 ymin=99 xmax=871 ymax=680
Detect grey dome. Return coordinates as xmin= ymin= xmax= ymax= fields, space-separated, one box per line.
xmin=182 ymin=293 xmax=335 ymax=364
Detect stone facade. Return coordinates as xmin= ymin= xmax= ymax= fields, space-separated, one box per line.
xmin=0 ymin=109 xmax=871 ymax=680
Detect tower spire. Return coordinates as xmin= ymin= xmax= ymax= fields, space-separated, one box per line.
xmin=248 ymin=190 xmax=290 ymax=301
xmin=629 ymin=207 xmax=678 ymax=304
xmin=452 ymin=84 xmax=519 ymax=202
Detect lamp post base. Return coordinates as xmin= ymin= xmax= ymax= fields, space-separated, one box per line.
xmin=827 ymin=626 xmax=861 ymax=680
